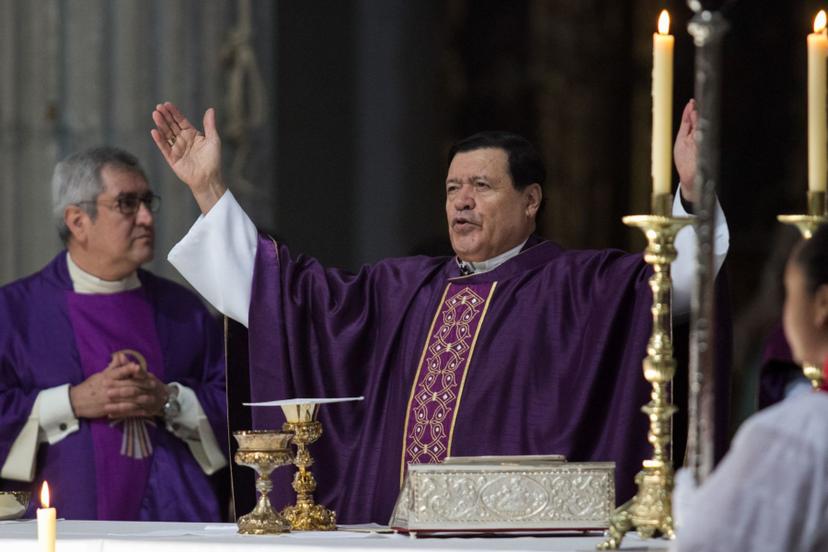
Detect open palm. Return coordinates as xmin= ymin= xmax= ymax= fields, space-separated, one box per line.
xmin=151 ymin=102 xmax=222 ymax=195
xmin=674 ymin=99 xmax=698 ymax=203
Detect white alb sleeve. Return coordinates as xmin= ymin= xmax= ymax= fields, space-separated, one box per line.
xmin=167 ymin=190 xmax=258 ymax=327
xmin=0 ymin=385 xmax=79 ymax=482
xmin=671 ymin=186 xmax=730 ymax=316
xmin=164 ymin=382 xmax=227 ymax=475
xmin=38 ymin=384 xmax=80 ymax=444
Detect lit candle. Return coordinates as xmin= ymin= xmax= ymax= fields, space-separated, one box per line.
xmin=36 ymin=482 xmax=56 ymax=552
xmin=652 ymin=9 xmax=674 ymax=196
xmin=808 ymin=10 xmax=828 ymax=192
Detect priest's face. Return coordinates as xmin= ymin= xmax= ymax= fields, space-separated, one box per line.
xmin=85 ymin=165 xmax=156 ymax=274
xmin=446 ymin=148 xmax=541 ymax=262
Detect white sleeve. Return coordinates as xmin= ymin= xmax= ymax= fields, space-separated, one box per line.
xmin=0 ymin=385 xmax=79 ymax=482
xmin=164 ymin=383 xmax=227 ymax=475
xmin=167 ymin=190 xmax=258 ymax=327
xmin=676 ymin=399 xmax=828 ymax=552
xmin=671 ymin=185 xmax=730 ymax=316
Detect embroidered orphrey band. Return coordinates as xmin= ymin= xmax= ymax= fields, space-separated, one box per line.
xmin=400 ymin=282 xmax=496 ymax=482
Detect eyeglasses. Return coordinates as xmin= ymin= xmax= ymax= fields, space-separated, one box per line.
xmin=78 ymin=192 xmax=162 ymax=216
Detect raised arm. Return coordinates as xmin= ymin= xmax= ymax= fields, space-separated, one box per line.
xmin=154 ymin=104 xmax=258 ymax=325
xmin=151 ymin=102 xmax=226 ymax=214
xmin=671 ymin=98 xmax=730 ymax=316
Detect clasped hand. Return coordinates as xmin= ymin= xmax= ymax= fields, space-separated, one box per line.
xmin=69 ymin=351 xmax=168 ymax=420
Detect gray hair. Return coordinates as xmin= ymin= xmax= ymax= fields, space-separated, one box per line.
xmin=52 ymin=146 xmax=148 ymax=243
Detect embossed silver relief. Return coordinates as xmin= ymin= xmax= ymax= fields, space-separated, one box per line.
xmin=390 ymin=458 xmax=615 ymax=532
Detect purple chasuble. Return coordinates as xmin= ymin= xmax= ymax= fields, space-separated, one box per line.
xmin=66 ymin=289 xmax=164 ymax=520
xmin=758 ymin=323 xmax=798 ymax=409
xmin=244 ymin=234 xmax=729 ymax=524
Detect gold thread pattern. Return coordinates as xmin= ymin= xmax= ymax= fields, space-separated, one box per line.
xmin=402 ymin=283 xmax=494 ymax=471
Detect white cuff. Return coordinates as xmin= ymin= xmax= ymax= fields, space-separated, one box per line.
xmin=38 ymin=384 xmax=80 ymax=445
xmin=671 ymin=185 xmax=730 ymax=316
xmin=1 ymin=385 xmax=80 ymax=482
xmin=165 ymin=383 xmax=202 ymax=433
xmin=165 ymin=383 xmax=227 ymax=475
xmin=167 ymin=190 xmax=257 ymax=327
xmin=0 ymin=396 xmax=41 ymax=482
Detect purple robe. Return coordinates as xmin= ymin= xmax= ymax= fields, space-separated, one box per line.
xmin=0 ymin=252 xmax=227 ymax=521
xmin=758 ymin=323 xmax=799 ymax=409
xmin=245 ymin=234 xmax=685 ymax=523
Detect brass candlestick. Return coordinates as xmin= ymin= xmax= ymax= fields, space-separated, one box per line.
xmin=778 ymin=190 xmax=828 ymax=389
xmin=233 ymin=430 xmax=294 ymax=534
xmin=280 ymin=403 xmax=337 ymax=531
xmin=599 ymin=194 xmax=692 ymax=550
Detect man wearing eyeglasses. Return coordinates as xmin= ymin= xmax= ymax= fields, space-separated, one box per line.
xmin=0 ymin=147 xmax=227 ymax=521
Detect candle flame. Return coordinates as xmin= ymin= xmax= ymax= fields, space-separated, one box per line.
xmin=40 ymin=481 xmax=50 ymax=508
xmin=816 ymin=10 xmax=827 ymax=33
xmin=658 ymin=10 xmax=670 ymax=35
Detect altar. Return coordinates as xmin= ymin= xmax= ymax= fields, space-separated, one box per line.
xmin=0 ymin=520 xmax=670 ymax=552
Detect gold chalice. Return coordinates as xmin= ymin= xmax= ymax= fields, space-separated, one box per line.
xmin=280 ymin=402 xmax=337 ymax=531
xmin=233 ymin=430 xmax=294 ymax=534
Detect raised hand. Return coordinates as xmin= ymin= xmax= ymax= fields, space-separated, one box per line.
xmin=151 ymin=102 xmax=227 ymax=213
xmin=674 ymin=99 xmax=699 ymax=204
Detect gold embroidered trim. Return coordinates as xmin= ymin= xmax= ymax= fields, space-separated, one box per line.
xmin=399 ymin=284 xmax=452 ymax=485
xmin=446 ymin=282 xmax=496 ymax=456
xmin=399 ymin=282 xmax=495 ymax=484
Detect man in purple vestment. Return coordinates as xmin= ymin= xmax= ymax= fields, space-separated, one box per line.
xmin=151 ymin=100 xmax=729 ymax=524
xmin=0 ymin=147 xmax=228 ymax=521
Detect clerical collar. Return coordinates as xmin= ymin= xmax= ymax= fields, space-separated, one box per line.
xmin=457 ymin=239 xmax=528 ymax=276
xmin=66 ymin=253 xmax=141 ymax=294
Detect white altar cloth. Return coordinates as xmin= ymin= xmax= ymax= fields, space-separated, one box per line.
xmin=0 ymin=520 xmax=670 ymax=551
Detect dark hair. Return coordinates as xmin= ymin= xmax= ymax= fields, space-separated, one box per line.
xmin=448 ymin=131 xmax=546 ymax=192
xmin=793 ymin=224 xmax=828 ymax=294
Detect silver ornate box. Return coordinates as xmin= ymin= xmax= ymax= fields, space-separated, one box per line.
xmin=389 ymin=455 xmax=615 ymax=534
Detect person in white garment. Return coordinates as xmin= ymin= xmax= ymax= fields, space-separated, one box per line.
xmin=674 ymin=224 xmax=828 ymax=552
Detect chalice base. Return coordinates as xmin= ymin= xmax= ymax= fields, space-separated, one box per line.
xmin=281 ymin=502 xmax=337 ymax=531
xmin=237 ymin=507 xmax=292 ymax=535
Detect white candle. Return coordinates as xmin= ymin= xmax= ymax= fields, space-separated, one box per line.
xmin=37 ymin=481 xmax=56 ymax=552
xmin=808 ymin=10 xmax=828 ymax=192
xmin=652 ymin=10 xmax=674 ymax=196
